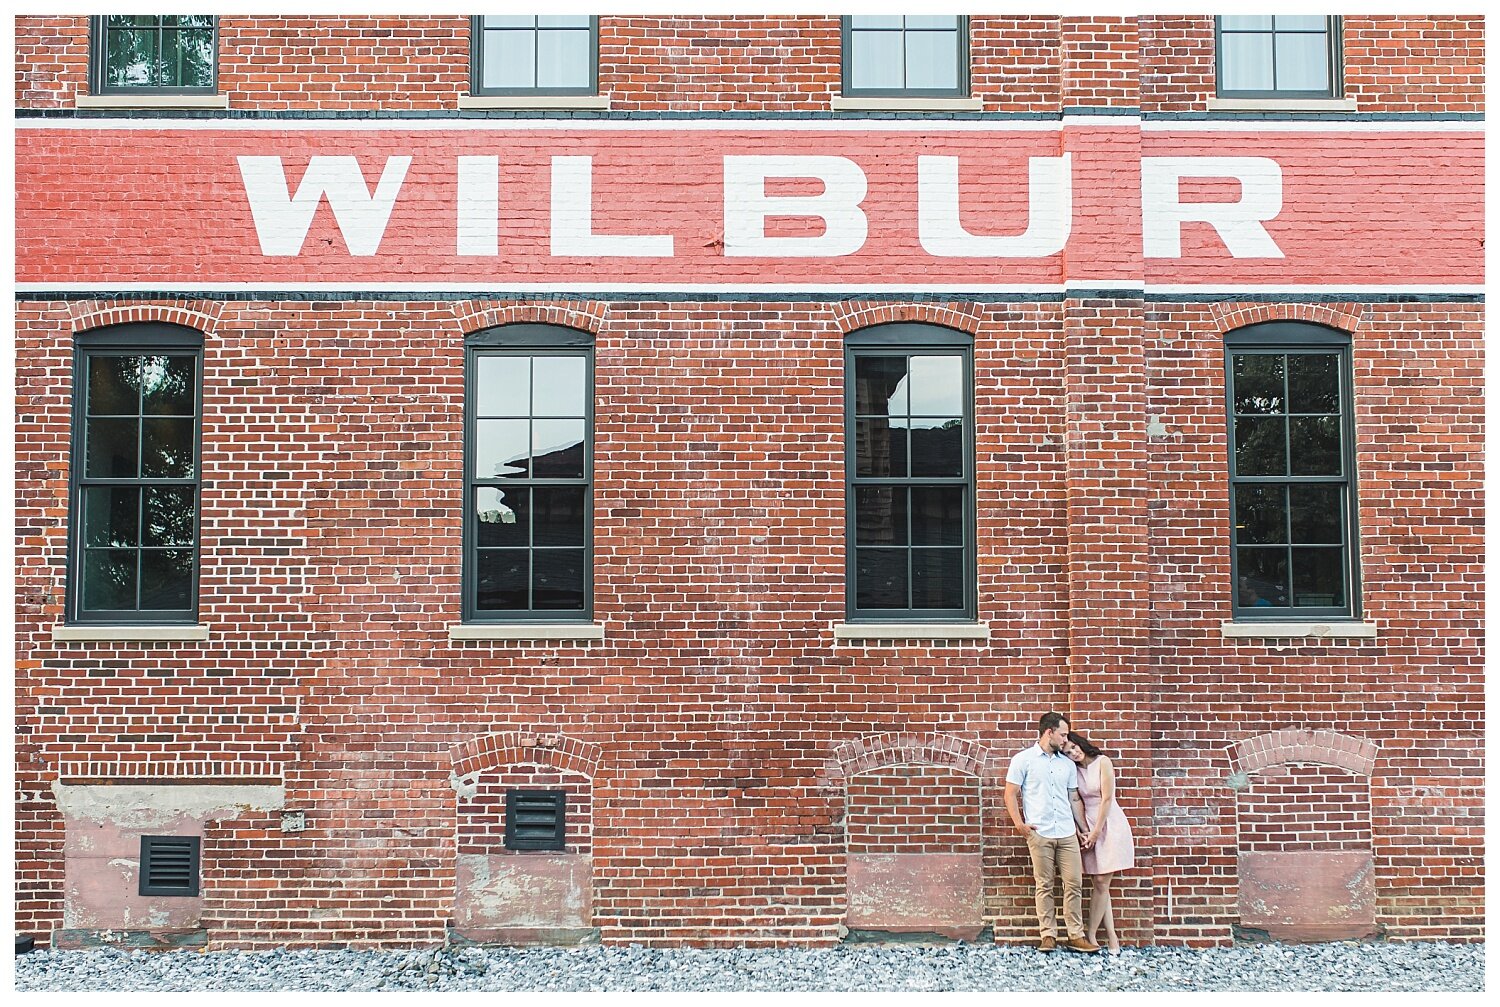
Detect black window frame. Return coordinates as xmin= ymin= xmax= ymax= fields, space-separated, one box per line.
xmin=469 ymin=15 xmax=600 ymax=97
xmin=89 ymin=15 xmax=219 ymax=96
xmin=1225 ymin=321 xmax=1361 ymax=621
xmin=844 ymin=323 xmax=977 ymax=623
xmin=67 ymin=323 xmax=205 ymax=626
xmin=138 ymin=835 xmax=202 ymax=897
xmin=1214 ymin=15 xmax=1342 ymax=100
xmin=463 ymin=324 xmax=595 ymax=623
xmin=841 ymin=15 xmax=970 ymax=98
xmin=504 ymin=789 xmax=568 ymax=851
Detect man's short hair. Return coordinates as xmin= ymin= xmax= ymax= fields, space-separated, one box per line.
xmin=1038 ymin=711 xmax=1070 ymax=734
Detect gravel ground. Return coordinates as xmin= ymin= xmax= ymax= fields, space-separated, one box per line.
xmin=13 ymin=940 xmax=1485 ymax=992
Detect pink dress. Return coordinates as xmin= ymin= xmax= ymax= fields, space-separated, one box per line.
xmin=1077 ymin=757 xmax=1134 ymax=875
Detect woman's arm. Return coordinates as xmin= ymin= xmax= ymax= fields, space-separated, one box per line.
xmin=1088 ymin=757 xmax=1116 ymax=844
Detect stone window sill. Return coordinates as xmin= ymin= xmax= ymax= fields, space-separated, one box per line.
xmin=1220 ymin=621 xmax=1377 ymax=640
xmin=833 ymin=622 xmax=990 ymax=643
xmin=457 ymin=95 xmax=611 ymax=111
xmin=448 ymin=623 xmax=605 ymax=642
xmin=51 ymin=624 xmax=211 ymax=642
xmin=830 ymin=96 xmax=983 ymax=112
xmin=1206 ymin=97 xmax=1357 ymax=113
xmin=75 ymin=94 xmax=230 ymax=110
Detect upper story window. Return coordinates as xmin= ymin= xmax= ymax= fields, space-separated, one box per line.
xmin=1226 ymin=322 xmax=1359 ymax=620
xmin=69 ymin=324 xmax=203 ymax=624
xmin=464 ymin=325 xmax=593 ymax=622
xmin=842 ymin=16 xmax=969 ymax=98
xmin=90 ymin=15 xmax=217 ymax=94
xmin=1216 ymin=16 xmax=1341 ymax=99
xmin=471 ymin=15 xmax=598 ymax=96
xmin=846 ymin=324 xmax=975 ymax=622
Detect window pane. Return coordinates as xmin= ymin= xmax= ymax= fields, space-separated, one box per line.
xmin=1234 ymin=484 xmax=1285 ymax=544
xmin=1289 ymin=485 xmax=1343 ymax=544
xmin=143 ymin=486 xmax=195 ymax=546
xmin=910 ymin=486 xmax=963 ymax=545
xmin=84 ymin=486 xmax=139 ymax=548
xmin=477 ymin=549 xmax=529 ymax=610
xmin=853 ymin=418 xmax=908 ymax=478
xmin=89 ymin=356 xmax=139 ymax=415
xmin=141 ymin=418 xmax=195 ymax=478
xmin=538 ymin=15 xmax=589 ymax=28
xmin=1275 ymin=15 xmax=1330 ymax=31
xmin=533 ymin=549 xmax=586 ymax=609
xmin=533 ymin=487 xmax=587 ymax=546
xmin=169 ymin=15 xmax=216 ymax=30
xmin=909 ymin=417 xmax=963 ymax=477
xmin=1220 ymin=15 xmax=1274 ymax=30
xmin=905 ymin=16 xmax=960 ymax=29
xmin=908 ymin=355 xmax=963 ymax=416
xmin=850 ymin=16 xmax=903 ymax=29
xmin=476 ymin=486 xmax=528 ymax=547
xmin=854 ymin=356 xmax=909 ymax=416
xmin=476 ymin=419 xmax=530 ymax=478
xmin=912 ymin=549 xmax=964 ymax=609
xmin=1291 ymin=547 xmax=1345 ymax=607
xmin=854 ymin=486 xmax=908 ymax=546
xmin=532 ymin=419 xmax=586 ymax=478
xmin=162 ymin=27 xmax=214 ymax=88
xmin=483 ymin=15 xmax=535 ymax=29
xmin=905 ymin=30 xmax=959 ymax=91
xmin=85 ymin=418 xmax=139 ymax=478
xmin=850 ymin=30 xmax=905 ymax=91
xmin=106 ymin=29 xmax=155 ymax=87
xmin=141 ymin=355 xmax=195 ymax=415
xmin=537 ymin=29 xmax=591 ymax=90
xmin=484 ymin=29 xmax=537 ymax=89
xmin=856 ymin=548 xmax=908 ymax=609
xmin=1275 ymin=31 xmax=1331 ymax=92
xmin=1220 ymin=32 xmax=1275 ymax=92
xmin=1231 ymin=354 xmax=1284 ymax=414
xmin=140 ymin=549 xmax=193 ymax=609
xmin=1287 ymin=354 xmax=1339 ymax=413
xmin=477 ymin=356 xmax=530 ymax=416
xmin=1237 ymin=548 xmax=1288 ymax=607
xmin=1234 ymin=416 xmax=1286 ymax=476
xmin=1289 ymin=416 xmax=1341 ymax=475
xmin=83 ymin=549 xmax=138 ymax=610
xmin=533 ymin=356 xmax=586 ymax=417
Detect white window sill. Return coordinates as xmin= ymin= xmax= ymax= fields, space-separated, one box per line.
xmin=1220 ymin=621 xmax=1377 ymax=640
xmin=830 ymin=96 xmax=983 ymax=112
xmin=51 ymin=624 xmax=211 ymax=643
xmin=457 ymin=95 xmax=611 ymax=111
xmin=1206 ymin=97 xmax=1357 ymax=113
xmin=75 ymin=93 xmax=230 ymax=110
xmin=832 ymin=622 xmax=990 ymax=642
xmin=448 ymin=623 xmax=605 ymax=642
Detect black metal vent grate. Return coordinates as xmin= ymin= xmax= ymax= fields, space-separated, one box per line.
xmin=504 ymin=789 xmax=566 ymax=851
xmin=139 ymin=835 xmax=201 ymax=897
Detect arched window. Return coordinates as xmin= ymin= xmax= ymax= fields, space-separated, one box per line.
xmin=464 ymin=324 xmax=594 ymax=622
xmin=1224 ymin=320 xmax=1359 ymax=619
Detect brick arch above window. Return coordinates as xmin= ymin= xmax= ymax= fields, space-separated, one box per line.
xmin=1226 ymin=728 xmax=1378 ymax=777
xmin=1209 ymin=301 xmax=1365 ymax=337
xmin=828 ymin=732 xmax=991 ymax=782
xmin=450 ymin=300 xmax=608 ymax=337
xmin=70 ymin=302 xmax=223 ymax=338
xmin=450 ymin=730 xmax=604 ymax=782
xmin=831 ymin=302 xmax=984 ymax=337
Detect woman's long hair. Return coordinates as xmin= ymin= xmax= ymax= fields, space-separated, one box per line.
xmin=1066 ymin=731 xmax=1104 ymax=760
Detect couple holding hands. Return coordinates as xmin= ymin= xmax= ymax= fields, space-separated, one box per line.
xmin=1004 ymin=711 xmax=1135 ymax=954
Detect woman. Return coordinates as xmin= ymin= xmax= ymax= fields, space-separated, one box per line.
xmin=1063 ymin=730 xmax=1135 ymax=953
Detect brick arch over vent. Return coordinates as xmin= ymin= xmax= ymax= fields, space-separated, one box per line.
xmin=450 ymin=731 xmax=604 ymax=782
xmin=831 ymin=302 xmax=984 ymax=337
xmin=450 ymin=301 xmax=608 ymax=336
xmin=828 ymin=732 xmax=991 ymax=783
xmin=1226 ymin=729 xmax=1379 ymax=777
xmin=70 ymin=302 xmax=224 ymax=337
xmin=1209 ymin=301 xmax=1365 ymax=337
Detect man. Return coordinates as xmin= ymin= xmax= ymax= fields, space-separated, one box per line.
xmin=1004 ymin=711 xmax=1100 ymax=953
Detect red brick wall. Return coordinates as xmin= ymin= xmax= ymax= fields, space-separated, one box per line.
xmin=457 ymin=768 xmax=593 ymax=855
xmin=846 ymin=767 xmax=981 ymax=855
xmin=1237 ymin=765 xmax=1372 ymax=852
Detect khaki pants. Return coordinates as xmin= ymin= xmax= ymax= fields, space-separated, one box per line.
xmin=1025 ymin=831 xmax=1084 ymax=940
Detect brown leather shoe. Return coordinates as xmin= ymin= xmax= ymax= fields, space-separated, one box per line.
xmin=1063 ymin=937 xmax=1100 ymax=953
xmin=1037 ymin=936 xmax=1057 ymax=953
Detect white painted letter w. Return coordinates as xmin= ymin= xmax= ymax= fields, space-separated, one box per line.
xmin=237 ymin=155 xmax=411 ymax=256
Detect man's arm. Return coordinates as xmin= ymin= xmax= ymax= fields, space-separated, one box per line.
xmin=1004 ymin=781 xmax=1034 ymax=837
xmin=1071 ymin=789 xmax=1090 ymax=844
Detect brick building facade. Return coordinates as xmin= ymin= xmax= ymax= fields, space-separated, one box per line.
xmin=14 ymin=15 xmax=1483 ymax=949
